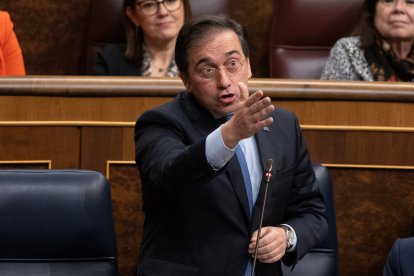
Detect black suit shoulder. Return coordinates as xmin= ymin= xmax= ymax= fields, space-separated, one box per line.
xmin=270 ymin=107 xmax=301 ymax=139
xmin=93 ymin=44 xmax=140 ymax=76
xmin=135 ymin=92 xmax=212 ymax=129
xmin=274 ymin=106 xmax=298 ymax=121
xmin=135 ymin=92 xmax=187 ymax=130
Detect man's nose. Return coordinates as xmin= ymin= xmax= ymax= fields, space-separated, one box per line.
xmin=216 ymin=69 xmax=232 ymax=89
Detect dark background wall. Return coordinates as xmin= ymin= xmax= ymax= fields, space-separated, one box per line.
xmin=1 ymin=0 xmax=274 ymax=77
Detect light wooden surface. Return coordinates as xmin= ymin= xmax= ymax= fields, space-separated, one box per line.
xmin=1 ymin=76 xmax=414 ymax=126
xmin=1 ymin=76 xmax=413 ymax=170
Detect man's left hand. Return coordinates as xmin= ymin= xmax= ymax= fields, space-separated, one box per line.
xmin=248 ymin=226 xmax=287 ymax=263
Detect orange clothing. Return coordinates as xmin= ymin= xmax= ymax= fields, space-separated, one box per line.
xmin=0 ymin=11 xmax=25 ymax=76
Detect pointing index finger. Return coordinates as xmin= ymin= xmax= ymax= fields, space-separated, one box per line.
xmin=238 ymin=82 xmax=264 ymax=107
xmin=237 ymin=82 xmax=249 ymax=102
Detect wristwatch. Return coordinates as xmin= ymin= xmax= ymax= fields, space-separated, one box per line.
xmin=278 ymin=225 xmax=294 ymax=250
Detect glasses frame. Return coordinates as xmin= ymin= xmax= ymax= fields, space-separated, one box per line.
xmin=135 ymin=0 xmax=182 ymax=16
xmin=196 ymin=59 xmax=247 ymax=81
xmin=378 ymin=0 xmax=414 ymax=4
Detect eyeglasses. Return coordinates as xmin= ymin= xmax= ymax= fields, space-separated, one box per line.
xmin=136 ymin=0 xmax=182 ymax=15
xmin=378 ymin=0 xmax=414 ymax=4
xmin=197 ymin=59 xmax=246 ymax=80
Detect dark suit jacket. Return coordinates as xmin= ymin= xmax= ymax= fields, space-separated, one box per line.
xmin=134 ymin=92 xmax=328 ymax=276
xmin=92 ymin=44 xmax=140 ymax=76
xmin=383 ymin=237 xmax=414 ymax=276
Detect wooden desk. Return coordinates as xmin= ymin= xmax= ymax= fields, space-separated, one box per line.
xmin=1 ymin=76 xmax=414 ymax=276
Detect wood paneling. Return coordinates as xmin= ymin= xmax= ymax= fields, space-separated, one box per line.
xmin=1 ymin=1 xmax=90 ymax=75
xmin=82 ymin=127 xmax=135 ymax=173
xmin=231 ymin=0 xmax=274 ymax=77
xmin=279 ymin=101 xmax=414 ymax=127
xmin=303 ymin=129 xmax=414 ymax=166
xmin=0 ymin=95 xmax=168 ymax=121
xmin=106 ymin=162 xmax=143 ymax=276
xmin=0 ymin=160 xmax=51 ymax=169
xmin=329 ymin=167 xmax=414 ymax=276
xmin=0 ymin=127 xmax=80 ymax=169
xmin=1 ymin=77 xmax=414 ymax=276
xmin=1 ymin=77 xmax=414 ymax=126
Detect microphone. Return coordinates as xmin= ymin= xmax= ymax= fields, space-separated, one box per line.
xmin=264 ymin=159 xmax=273 ymax=183
xmin=251 ymin=159 xmax=273 ymax=276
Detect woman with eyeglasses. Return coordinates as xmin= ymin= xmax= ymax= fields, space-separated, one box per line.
xmin=93 ymin=0 xmax=192 ymax=76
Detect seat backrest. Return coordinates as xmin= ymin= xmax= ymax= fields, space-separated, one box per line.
xmin=85 ymin=0 xmax=126 ymax=74
xmin=0 ymin=170 xmax=117 ymax=276
xmin=269 ymin=0 xmax=363 ymax=79
xmin=84 ymin=0 xmax=231 ymax=74
xmin=282 ymin=163 xmax=338 ymax=275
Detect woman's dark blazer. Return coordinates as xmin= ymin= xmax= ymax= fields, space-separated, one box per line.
xmin=93 ymin=44 xmax=140 ymax=76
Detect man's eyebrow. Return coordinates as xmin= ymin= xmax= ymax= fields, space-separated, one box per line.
xmin=225 ymin=50 xmax=241 ymax=57
xmin=194 ymin=57 xmax=211 ymax=68
xmin=194 ymin=50 xmax=242 ymax=68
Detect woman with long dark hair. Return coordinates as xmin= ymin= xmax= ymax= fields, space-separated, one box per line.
xmin=93 ymin=0 xmax=192 ymax=76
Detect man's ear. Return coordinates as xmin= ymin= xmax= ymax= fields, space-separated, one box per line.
xmin=179 ymin=72 xmax=192 ymax=92
xmin=246 ymin=58 xmax=252 ymax=79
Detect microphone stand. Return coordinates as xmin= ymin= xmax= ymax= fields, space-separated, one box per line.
xmin=251 ymin=159 xmax=273 ymax=276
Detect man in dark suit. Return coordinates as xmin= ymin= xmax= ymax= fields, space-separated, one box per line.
xmin=383 ymin=237 xmax=414 ymax=276
xmin=134 ymin=15 xmax=328 ymax=276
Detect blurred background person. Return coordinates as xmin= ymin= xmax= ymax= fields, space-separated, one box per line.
xmin=321 ymin=0 xmax=414 ymax=82
xmin=0 ymin=10 xmax=25 ymax=76
xmin=93 ymin=0 xmax=192 ymax=76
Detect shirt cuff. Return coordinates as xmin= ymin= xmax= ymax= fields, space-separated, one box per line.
xmin=206 ymin=126 xmax=235 ymax=171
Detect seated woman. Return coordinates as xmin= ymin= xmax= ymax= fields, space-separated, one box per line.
xmin=321 ymin=0 xmax=414 ymax=82
xmin=93 ymin=0 xmax=192 ymax=76
xmin=0 ymin=11 xmax=26 ymax=76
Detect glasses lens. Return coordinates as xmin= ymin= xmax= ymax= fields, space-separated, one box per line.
xmin=199 ymin=60 xmax=245 ymax=80
xmin=139 ymin=1 xmax=158 ymax=15
xmin=200 ymin=67 xmax=216 ymax=79
xmin=164 ymin=0 xmax=181 ymax=11
xmin=225 ymin=60 xmax=243 ymax=74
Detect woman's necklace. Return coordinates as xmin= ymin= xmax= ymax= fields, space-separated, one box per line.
xmin=152 ymin=60 xmax=170 ymax=74
xmin=152 ymin=63 xmax=166 ymax=73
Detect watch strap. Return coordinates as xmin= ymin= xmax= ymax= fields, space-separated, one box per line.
xmin=278 ymin=225 xmax=293 ymax=250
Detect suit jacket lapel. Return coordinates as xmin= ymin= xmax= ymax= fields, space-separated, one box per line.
xmin=226 ymin=127 xmax=280 ymax=226
xmin=227 ymin=155 xmax=252 ymax=224
xmin=182 ymin=92 xmax=218 ymax=136
xmin=251 ymin=126 xmax=279 ymax=231
xmin=182 ymin=92 xmax=254 ymax=226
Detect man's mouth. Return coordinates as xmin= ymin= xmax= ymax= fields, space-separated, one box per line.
xmin=219 ymin=93 xmax=236 ymax=104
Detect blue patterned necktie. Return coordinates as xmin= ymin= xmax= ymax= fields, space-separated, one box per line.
xmin=236 ymin=144 xmax=254 ymax=276
xmin=235 ymin=144 xmax=254 ymax=216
